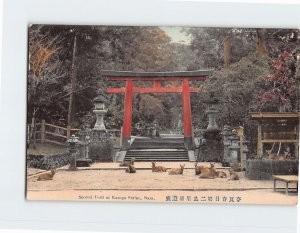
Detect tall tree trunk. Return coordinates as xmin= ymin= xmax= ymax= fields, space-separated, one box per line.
xmin=67 ymin=32 xmax=78 ymax=128
xmin=223 ymin=36 xmax=231 ymax=68
xmin=256 ymin=29 xmax=268 ymax=55
xmin=28 ymin=107 xmax=37 ymax=149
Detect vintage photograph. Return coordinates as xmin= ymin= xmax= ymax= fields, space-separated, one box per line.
xmin=26 ymin=25 xmax=299 ymax=205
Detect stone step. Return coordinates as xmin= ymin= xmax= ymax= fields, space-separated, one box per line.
xmin=131 ymin=145 xmax=185 ymax=149
xmin=126 ymin=151 xmax=188 ymax=155
xmin=126 ymin=137 xmax=189 ymax=161
xmin=126 ymin=155 xmax=188 ymax=158
xmin=125 ymin=158 xmax=189 ymax=161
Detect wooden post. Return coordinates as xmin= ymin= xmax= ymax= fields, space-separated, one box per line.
xmin=67 ymin=125 xmax=71 ymax=140
xmin=295 ymin=126 xmax=299 ymax=159
xmin=120 ymin=127 xmax=123 ymax=147
xmin=257 ymin=122 xmax=263 ymax=159
xmin=33 ymin=122 xmax=37 ymax=147
xmin=240 ymin=135 xmax=244 ymax=170
xmin=237 ymin=127 xmax=244 ymax=170
xmin=41 ymin=120 xmax=45 ymax=144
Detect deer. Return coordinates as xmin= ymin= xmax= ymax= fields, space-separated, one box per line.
xmin=228 ymin=168 xmax=239 ymax=180
xmin=152 ymin=162 xmax=167 ymax=172
xmin=125 ymin=164 xmax=136 ymax=173
xmin=215 ymin=170 xmax=227 ymax=178
xmin=168 ymin=164 xmax=185 ymax=175
xmin=231 ymin=164 xmax=242 ymax=172
xmin=37 ymin=169 xmax=56 ymax=181
xmin=119 ymin=158 xmax=135 ymax=167
xmin=194 ymin=162 xmax=210 ymax=175
xmin=199 ymin=163 xmax=217 ymax=179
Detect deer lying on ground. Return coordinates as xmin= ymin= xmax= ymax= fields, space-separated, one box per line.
xmin=228 ymin=168 xmax=239 ymax=180
xmin=194 ymin=162 xmax=210 ymax=175
xmin=199 ymin=163 xmax=217 ymax=179
xmin=215 ymin=170 xmax=227 ymax=178
xmin=125 ymin=164 xmax=136 ymax=173
xmin=152 ymin=162 xmax=167 ymax=172
xmin=168 ymin=164 xmax=185 ymax=175
xmin=119 ymin=158 xmax=135 ymax=167
xmin=37 ymin=169 xmax=56 ymax=181
xmin=231 ymin=164 xmax=242 ymax=172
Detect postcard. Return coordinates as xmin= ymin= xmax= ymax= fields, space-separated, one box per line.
xmin=26 ymin=25 xmax=299 ymax=205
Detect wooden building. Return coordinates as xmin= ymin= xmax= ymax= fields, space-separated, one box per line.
xmin=251 ymin=112 xmax=299 ymax=159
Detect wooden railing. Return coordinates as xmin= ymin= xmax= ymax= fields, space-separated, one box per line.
xmin=29 ymin=120 xmax=80 ymax=146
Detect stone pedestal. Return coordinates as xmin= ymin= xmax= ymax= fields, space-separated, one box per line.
xmin=198 ymin=129 xmax=223 ymax=162
xmin=229 ymin=144 xmax=239 ymax=165
xmin=89 ymin=131 xmax=113 ymax=162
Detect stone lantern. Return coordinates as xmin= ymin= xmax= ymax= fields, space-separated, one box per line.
xmin=93 ymin=95 xmax=107 ymax=133
xmin=198 ymin=96 xmax=222 ymax=162
xmin=206 ymin=97 xmax=219 ymax=130
xmin=88 ymin=94 xmax=113 ymax=162
xmin=222 ymin=125 xmax=232 ymax=163
xmin=76 ymin=128 xmax=92 ymax=167
xmin=67 ymin=134 xmax=79 ymax=171
xmin=228 ymin=135 xmax=240 ymax=165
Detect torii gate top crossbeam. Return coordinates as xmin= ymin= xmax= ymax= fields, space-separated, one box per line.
xmin=101 ymin=70 xmax=213 ymax=81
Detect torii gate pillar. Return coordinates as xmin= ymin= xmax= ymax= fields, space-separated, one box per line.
xmin=122 ymin=80 xmax=133 ymax=150
xmin=182 ymin=79 xmax=193 ymax=150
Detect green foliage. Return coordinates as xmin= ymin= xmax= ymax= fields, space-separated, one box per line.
xmin=193 ymin=52 xmax=270 ymax=127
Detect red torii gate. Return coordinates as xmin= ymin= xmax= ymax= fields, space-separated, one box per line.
xmin=102 ymin=70 xmax=213 ymax=150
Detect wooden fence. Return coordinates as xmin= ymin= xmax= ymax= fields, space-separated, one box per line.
xmin=29 ymin=120 xmax=80 ymax=146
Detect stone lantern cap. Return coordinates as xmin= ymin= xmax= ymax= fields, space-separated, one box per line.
xmin=93 ymin=95 xmax=106 ymax=110
xmin=93 ymin=95 xmax=106 ymax=104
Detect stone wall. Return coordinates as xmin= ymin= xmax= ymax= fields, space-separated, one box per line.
xmin=27 ymin=152 xmax=70 ymax=170
xmin=245 ymin=159 xmax=299 ymax=180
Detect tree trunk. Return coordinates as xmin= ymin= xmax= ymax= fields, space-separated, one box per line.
xmin=256 ymin=29 xmax=268 ymax=55
xmin=223 ymin=36 xmax=231 ymax=68
xmin=67 ymin=32 xmax=78 ymax=128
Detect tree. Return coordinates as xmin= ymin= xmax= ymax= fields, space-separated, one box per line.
xmin=223 ymin=35 xmax=231 ymax=68
xmin=256 ymin=28 xmax=268 ymax=55
xmin=191 ymin=53 xmax=270 ymax=154
xmin=27 ymin=25 xmax=65 ymax=146
xmin=256 ymin=50 xmax=299 ymax=112
xmin=184 ymin=27 xmax=256 ymax=69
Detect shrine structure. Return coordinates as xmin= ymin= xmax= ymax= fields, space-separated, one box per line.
xmin=102 ymin=70 xmax=213 ymax=151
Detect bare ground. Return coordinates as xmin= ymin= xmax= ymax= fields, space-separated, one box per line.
xmin=26 ymin=162 xmax=298 ymax=205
